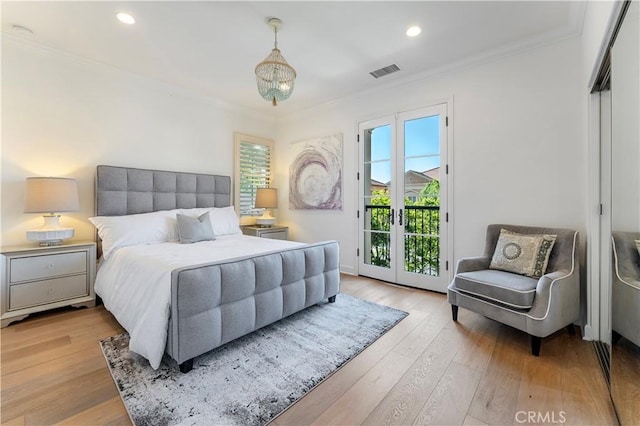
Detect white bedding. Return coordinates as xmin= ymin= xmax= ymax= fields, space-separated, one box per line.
xmin=95 ymin=234 xmax=304 ymax=369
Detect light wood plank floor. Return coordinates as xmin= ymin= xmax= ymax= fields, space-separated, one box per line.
xmin=611 ymin=337 xmax=640 ymax=425
xmin=1 ymin=274 xmax=617 ymax=425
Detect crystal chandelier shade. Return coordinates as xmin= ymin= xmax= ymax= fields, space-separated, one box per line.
xmin=255 ymin=18 xmax=296 ymax=106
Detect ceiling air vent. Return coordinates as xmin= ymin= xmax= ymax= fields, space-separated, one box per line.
xmin=369 ymin=64 xmax=401 ymax=79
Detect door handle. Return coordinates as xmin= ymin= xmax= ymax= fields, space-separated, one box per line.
xmin=390 ymin=208 xmax=395 ymax=225
xmin=399 ymin=209 xmax=403 ymax=226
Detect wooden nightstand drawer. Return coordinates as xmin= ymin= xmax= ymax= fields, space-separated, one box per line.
xmin=241 ymin=225 xmax=289 ymax=240
xmin=9 ymin=274 xmax=88 ymax=310
xmin=10 ymin=251 xmax=87 ymax=283
xmin=260 ymin=230 xmax=287 ymax=240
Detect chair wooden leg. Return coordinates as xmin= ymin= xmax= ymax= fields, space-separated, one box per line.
xmin=451 ymin=305 xmax=458 ymax=322
xmin=179 ymin=359 xmax=194 ymax=373
xmin=531 ymin=336 xmax=541 ymax=356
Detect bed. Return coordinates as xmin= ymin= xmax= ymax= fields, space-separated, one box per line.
xmin=92 ymin=165 xmax=340 ymax=372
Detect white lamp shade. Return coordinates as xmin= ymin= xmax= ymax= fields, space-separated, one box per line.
xmin=24 ymin=177 xmax=80 ymax=213
xmin=254 ymin=188 xmax=278 ymax=209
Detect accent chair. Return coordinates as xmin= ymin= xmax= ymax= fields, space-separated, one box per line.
xmin=448 ymin=224 xmax=580 ymax=356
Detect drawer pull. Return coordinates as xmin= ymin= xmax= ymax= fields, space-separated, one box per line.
xmin=48 ymin=288 xmax=55 ymax=295
xmin=47 ymin=264 xmax=55 ymax=269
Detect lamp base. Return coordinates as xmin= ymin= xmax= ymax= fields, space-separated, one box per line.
xmin=255 ymin=219 xmax=276 ymax=227
xmin=37 ymin=240 xmax=66 ymax=247
xmin=26 ymin=214 xmax=75 ymax=246
xmin=255 ymin=210 xmax=276 ymax=227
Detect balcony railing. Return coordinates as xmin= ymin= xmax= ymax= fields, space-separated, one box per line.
xmin=364 ymin=205 xmax=440 ymax=276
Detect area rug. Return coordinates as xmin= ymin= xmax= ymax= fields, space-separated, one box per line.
xmin=100 ymin=294 xmax=408 ymax=426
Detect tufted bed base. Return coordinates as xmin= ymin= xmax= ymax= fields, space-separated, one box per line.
xmin=168 ymin=241 xmax=340 ymax=372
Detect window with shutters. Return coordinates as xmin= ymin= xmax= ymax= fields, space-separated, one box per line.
xmin=234 ymin=133 xmax=274 ymax=216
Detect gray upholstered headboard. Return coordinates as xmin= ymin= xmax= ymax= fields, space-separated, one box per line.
xmin=96 ymin=165 xmax=232 ymax=216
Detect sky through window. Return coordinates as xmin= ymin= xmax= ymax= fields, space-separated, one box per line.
xmin=369 ymin=115 xmax=440 ymax=184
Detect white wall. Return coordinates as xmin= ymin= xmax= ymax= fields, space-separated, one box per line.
xmin=277 ymin=36 xmax=586 ymax=277
xmin=1 ymin=37 xmax=277 ymax=246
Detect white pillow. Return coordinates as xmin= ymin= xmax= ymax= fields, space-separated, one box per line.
xmin=179 ymin=206 xmax=242 ymax=236
xmin=89 ymin=209 xmax=180 ymax=260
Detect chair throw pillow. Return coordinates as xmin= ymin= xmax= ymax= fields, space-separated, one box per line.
xmin=490 ymin=229 xmax=557 ymax=278
xmin=176 ymin=212 xmax=215 ymax=244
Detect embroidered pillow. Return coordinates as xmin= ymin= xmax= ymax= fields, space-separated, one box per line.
xmin=176 ymin=212 xmax=216 ymax=244
xmin=490 ymin=229 xmax=557 ymax=278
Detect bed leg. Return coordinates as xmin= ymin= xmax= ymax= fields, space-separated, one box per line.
xmin=179 ymin=359 xmax=194 ymax=373
xmin=328 ymin=295 xmax=337 ymax=303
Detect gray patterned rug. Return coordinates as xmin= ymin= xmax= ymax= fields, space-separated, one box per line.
xmin=100 ymin=294 xmax=407 ymax=426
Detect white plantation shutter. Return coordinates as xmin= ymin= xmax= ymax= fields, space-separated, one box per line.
xmin=234 ymin=134 xmax=274 ymax=216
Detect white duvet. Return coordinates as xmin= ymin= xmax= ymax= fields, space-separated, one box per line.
xmin=95 ymin=234 xmax=303 ymax=369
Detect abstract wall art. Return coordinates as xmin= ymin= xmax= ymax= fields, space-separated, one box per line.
xmin=289 ymin=133 xmax=343 ymax=210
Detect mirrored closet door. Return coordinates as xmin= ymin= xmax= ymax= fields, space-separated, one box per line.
xmin=608 ymin=1 xmax=640 ymax=423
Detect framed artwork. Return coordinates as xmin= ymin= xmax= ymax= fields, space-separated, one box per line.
xmin=289 ymin=133 xmax=343 ymax=210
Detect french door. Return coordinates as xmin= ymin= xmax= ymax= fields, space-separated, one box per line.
xmin=358 ymin=104 xmax=449 ymax=292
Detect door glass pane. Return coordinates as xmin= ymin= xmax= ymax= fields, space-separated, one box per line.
xmin=363 ymin=125 xmax=391 ymax=268
xmin=366 ymin=124 xmax=392 ymax=161
xmin=404 ymin=116 xmax=440 ymax=157
xmin=403 ymin=116 xmax=440 ymax=276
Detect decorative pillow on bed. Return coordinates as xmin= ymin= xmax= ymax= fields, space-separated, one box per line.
xmin=176 ymin=212 xmax=215 ymax=243
xmin=89 ymin=210 xmax=179 ymax=260
xmin=489 ymin=229 xmax=557 ymax=278
xmin=179 ymin=206 xmax=242 ymax=236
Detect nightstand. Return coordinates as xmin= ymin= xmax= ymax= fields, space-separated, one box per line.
xmin=1 ymin=241 xmax=96 ymax=327
xmin=241 ymin=225 xmax=289 ymax=240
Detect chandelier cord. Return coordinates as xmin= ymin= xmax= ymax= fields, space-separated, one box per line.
xmin=273 ymin=26 xmax=278 ymax=50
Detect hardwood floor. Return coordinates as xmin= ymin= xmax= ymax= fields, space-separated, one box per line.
xmin=611 ymin=337 xmax=640 ymax=425
xmin=1 ymin=274 xmax=617 ymax=425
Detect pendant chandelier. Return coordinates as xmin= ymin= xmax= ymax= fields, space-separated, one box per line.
xmin=255 ymin=18 xmax=296 ymax=106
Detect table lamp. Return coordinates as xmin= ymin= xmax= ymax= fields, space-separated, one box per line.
xmin=24 ymin=177 xmax=80 ymax=246
xmin=254 ymin=187 xmax=278 ymax=227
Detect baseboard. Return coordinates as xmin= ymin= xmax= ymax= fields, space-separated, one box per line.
xmin=339 ymin=265 xmax=356 ymax=275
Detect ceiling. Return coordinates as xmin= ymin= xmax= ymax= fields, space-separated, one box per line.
xmin=1 ymin=1 xmax=585 ymax=116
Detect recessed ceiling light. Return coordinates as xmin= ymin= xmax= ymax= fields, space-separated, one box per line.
xmin=406 ymin=26 xmax=422 ymax=37
xmin=117 ymin=12 xmax=135 ymax=25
